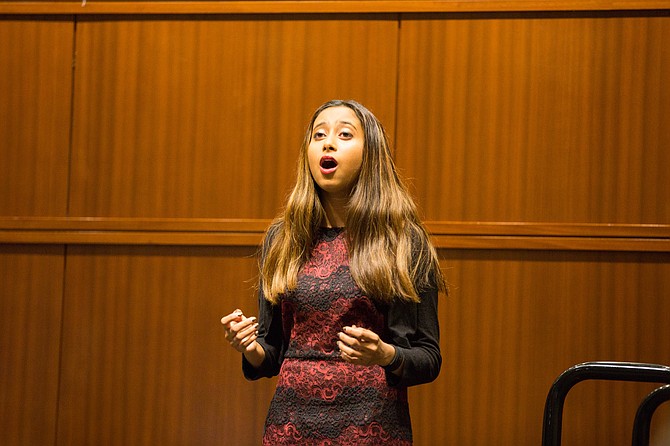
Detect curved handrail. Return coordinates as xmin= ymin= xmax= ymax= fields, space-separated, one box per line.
xmin=542 ymin=361 xmax=670 ymax=446
xmin=632 ymin=384 xmax=670 ymax=446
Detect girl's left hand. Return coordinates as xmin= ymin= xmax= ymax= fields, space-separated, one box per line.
xmin=337 ymin=325 xmax=395 ymax=367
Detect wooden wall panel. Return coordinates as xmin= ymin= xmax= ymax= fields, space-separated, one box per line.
xmin=68 ymin=15 xmax=398 ymax=219
xmin=0 ymin=245 xmax=65 ymax=446
xmin=1 ymin=7 xmax=668 ymax=446
xmin=57 ymin=245 xmax=276 ymax=445
xmin=52 ymin=248 xmax=670 ymax=446
xmin=395 ymin=13 xmax=670 ymax=224
xmin=651 ymin=403 xmax=670 ymax=445
xmin=409 ymin=250 xmax=670 ymax=446
xmin=0 ymin=1 xmax=668 ymax=15
xmin=0 ymin=18 xmax=73 ymax=216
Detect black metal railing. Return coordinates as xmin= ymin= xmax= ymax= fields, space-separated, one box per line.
xmin=542 ymin=361 xmax=670 ymax=446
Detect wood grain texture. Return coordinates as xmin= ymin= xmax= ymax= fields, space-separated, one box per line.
xmin=0 ymin=18 xmax=73 ymax=216
xmin=410 ymin=250 xmax=670 ymax=445
xmin=1 ymin=9 xmax=669 ymax=446
xmin=57 ymin=245 xmax=275 ymax=445
xmin=0 ymin=1 xmax=669 ymax=14
xmin=651 ymin=403 xmax=670 ymax=445
xmin=68 ymin=15 xmax=398 ymax=218
xmin=1 ymin=217 xmax=668 ymax=251
xmin=395 ymin=13 xmax=670 ymax=224
xmin=51 ymin=246 xmax=670 ymax=445
xmin=0 ymin=245 xmax=65 ymax=446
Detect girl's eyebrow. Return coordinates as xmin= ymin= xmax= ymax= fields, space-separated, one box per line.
xmin=313 ymin=120 xmax=358 ymax=129
xmin=338 ymin=120 xmax=358 ymax=129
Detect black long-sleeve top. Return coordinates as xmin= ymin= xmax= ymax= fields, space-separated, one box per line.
xmin=242 ymin=261 xmax=441 ymax=388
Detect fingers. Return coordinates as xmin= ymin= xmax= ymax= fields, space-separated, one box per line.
xmin=220 ymin=309 xmax=243 ymax=325
xmin=234 ymin=317 xmax=258 ymax=341
xmin=338 ymin=325 xmax=382 ymax=365
xmin=221 ymin=309 xmax=259 ymax=353
xmin=337 ymin=336 xmax=359 ymax=358
xmin=341 ymin=325 xmax=379 ymax=345
xmin=235 ymin=319 xmax=259 ymax=351
xmin=241 ymin=332 xmax=259 ymax=352
xmin=229 ymin=318 xmax=259 ymax=352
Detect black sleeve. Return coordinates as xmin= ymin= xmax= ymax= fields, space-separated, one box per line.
xmin=383 ymin=283 xmax=441 ymax=387
xmin=241 ymin=225 xmax=287 ymax=380
xmin=241 ymin=281 xmax=286 ymax=380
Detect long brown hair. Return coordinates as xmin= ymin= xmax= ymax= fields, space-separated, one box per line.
xmin=261 ymin=99 xmax=446 ymax=304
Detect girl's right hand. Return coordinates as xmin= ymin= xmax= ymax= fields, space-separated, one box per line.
xmin=221 ymin=309 xmax=259 ymax=353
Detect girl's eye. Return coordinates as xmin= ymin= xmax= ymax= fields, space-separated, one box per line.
xmin=340 ymin=131 xmax=353 ymax=139
xmin=313 ymin=131 xmax=326 ymax=140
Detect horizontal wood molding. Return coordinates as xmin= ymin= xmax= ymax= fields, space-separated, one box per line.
xmin=1 ymin=217 xmax=668 ymax=251
xmin=0 ymin=1 xmax=669 ymax=15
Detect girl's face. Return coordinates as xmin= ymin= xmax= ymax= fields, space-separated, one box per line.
xmin=307 ymin=106 xmax=364 ymax=199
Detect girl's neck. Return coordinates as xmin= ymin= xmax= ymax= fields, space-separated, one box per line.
xmin=319 ymin=192 xmax=348 ymax=228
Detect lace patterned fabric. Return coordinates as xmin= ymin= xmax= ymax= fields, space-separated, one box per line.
xmin=263 ymin=228 xmax=412 ymax=445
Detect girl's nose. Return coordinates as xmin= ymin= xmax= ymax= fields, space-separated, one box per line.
xmin=323 ymin=136 xmax=337 ymax=151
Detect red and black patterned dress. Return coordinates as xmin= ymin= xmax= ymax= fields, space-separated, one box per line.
xmin=243 ymin=227 xmax=442 ymax=446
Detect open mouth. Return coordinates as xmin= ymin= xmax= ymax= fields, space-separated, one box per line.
xmin=319 ymin=156 xmax=338 ymax=174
